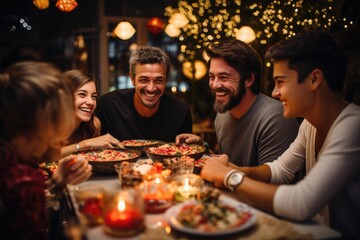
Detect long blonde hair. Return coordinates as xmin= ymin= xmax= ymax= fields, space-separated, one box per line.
xmin=0 ymin=61 xmax=75 ymax=153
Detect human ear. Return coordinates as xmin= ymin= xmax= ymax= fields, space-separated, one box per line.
xmin=244 ymin=73 xmax=255 ymax=88
xmin=309 ymin=69 xmax=323 ymax=91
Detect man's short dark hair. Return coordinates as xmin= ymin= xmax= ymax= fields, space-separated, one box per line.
xmin=265 ymin=30 xmax=347 ymax=93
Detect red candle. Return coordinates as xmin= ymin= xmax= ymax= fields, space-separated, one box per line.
xmin=104 ymin=199 xmax=143 ymax=231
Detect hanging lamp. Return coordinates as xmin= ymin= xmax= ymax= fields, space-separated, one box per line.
xmin=169 ymin=12 xmax=189 ymax=28
xmin=33 ymin=0 xmax=50 ymax=10
xmin=113 ymin=0 xmax=136 ymax=40
xmin=56 ymin=0 xmax=78 ymax=13
xmin=147 ymin=17 xmax=164 ymax=35
xmin=114 ymin=21 xmax=136 ymax=40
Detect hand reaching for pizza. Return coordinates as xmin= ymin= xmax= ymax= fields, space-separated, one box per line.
xmin=80 ymin=133 xmax=125 ymax=150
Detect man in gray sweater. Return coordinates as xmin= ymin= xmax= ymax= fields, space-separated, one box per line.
xmin=176 ymin=39 xmax=299 ymax=167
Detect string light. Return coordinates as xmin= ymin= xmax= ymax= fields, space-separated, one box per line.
xmin=250 ymin=0 xmax=339 ymax=43
xmin=165 ymin=0 xmax=243 ymax=61
xmin=165 ymin=0 xmax=346 ymax=60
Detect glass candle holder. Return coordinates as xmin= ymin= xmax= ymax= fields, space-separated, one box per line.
xmin=173 ymin=174 xmax=204 ymax=203
xmin=114 ymin=162 xmax=145 ymax=189
xmin=73 ymin=184 xmax=104 ymax=226
xmin=163 ymin=156 xmax=195 ymax=178
xmin=103 ymin=189 xmax=145 ymax=237
xmin=139 ymin=175 xmax=174 ymax=213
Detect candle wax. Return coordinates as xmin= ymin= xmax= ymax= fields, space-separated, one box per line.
xmin=180 ymin=186 xmax=194 ymax=197
xmin=104 ymin=208 xmax=143 ymax=230
xmin=175 ymin=185 xmax=199 ymax=202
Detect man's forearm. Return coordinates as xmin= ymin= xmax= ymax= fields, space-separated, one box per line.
xmin=229 ymin=162 xmax=272 ymax=183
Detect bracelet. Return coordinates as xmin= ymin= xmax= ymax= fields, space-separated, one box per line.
xmin=223 ymin=169 xmax=238 ymax=189
xmin=76 ymin=143 xmax=80 ymax=152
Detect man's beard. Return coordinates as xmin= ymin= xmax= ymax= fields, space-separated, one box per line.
xmin=213 ymin=81 xmax=245 ymax=113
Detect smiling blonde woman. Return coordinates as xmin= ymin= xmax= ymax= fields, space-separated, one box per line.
xmin=0 ymin=61 xmax=92 ymax=239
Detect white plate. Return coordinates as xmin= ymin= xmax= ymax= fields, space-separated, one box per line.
xmin=164 ymin=200 xmax=257 ymax=236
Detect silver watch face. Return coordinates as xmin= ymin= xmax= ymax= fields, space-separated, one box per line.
xmin=229 ymin=173 xmax=242 ymax=186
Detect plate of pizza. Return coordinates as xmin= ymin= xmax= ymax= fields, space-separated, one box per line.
xmin=143 ymin=143 xmax=206 ymax=162
xmin=76 ymin=148 xmax=141 ymax=174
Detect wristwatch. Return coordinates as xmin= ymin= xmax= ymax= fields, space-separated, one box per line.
xmin=226 ymin=171 xmax=245 ymax=192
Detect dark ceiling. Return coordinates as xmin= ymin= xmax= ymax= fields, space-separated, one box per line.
xmin=0 ymin=0 xmax=177 ymax=41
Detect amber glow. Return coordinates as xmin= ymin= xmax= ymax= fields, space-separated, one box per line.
xmin=117 ymin=198 xmax=125 ymax=212
xmin=56 ymin=0 xmax=78 ymax=13
xmin=113 ymin=21 xmax=136 ymax=40
xmin=33 ymin=0 xmax=49 ymax=10
xmin=165 ymin=0 xmax=343 ymax=60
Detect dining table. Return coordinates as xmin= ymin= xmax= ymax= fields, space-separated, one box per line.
xmin=64 ymin=164 xmax=342 ymax=240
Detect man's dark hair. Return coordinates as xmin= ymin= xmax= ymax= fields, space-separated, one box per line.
xmin=265 ymin=30 xmax=347 ymax=93
xmin=205 ymin=38 xmax=263 ymax=94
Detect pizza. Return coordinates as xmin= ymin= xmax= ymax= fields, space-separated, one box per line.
xmin=79 ymin=149 xmax=140 ymax=162
xmin=122 ymin=139 xmax=161 ymax=147
xmin=147 ymin=143 xmax=205 ymax=156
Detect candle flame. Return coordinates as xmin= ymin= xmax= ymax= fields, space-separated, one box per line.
xmin=118 ymin=198 xmax=125 ymax=212
xmin=165 ymin=225 xmax=172 ymax=234
xmin=155 ymin=177 xmax=161 ymax=184
xmin=184 ymin=178 xmax=190 ymax=191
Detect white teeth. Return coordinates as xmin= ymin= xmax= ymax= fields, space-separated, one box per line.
xmin=216 ymin=92 xmax=227 ymax=96
xmin=79 ymin=108 xmax=91 ymax=113
xmin=145 ymin=92 xmax=156 ymax=97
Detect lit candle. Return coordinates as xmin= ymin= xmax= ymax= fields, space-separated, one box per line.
xmin=174 ymin=175 xmax=202 ymax=203
xmin=104 ymin=198 xmax=143 ymax=231
xmin=180 ymin=178 xmax=194 ymax=199
xmin=184 ymin=178 xmax=190 ymax=190
xmin=141 ymin=177 xmax=174 ymax=213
